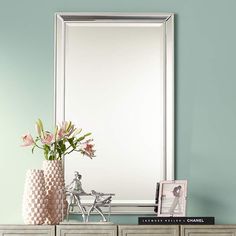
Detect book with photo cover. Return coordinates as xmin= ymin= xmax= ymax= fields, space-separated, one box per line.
xmin=138 ymin=217 xmax=215 ymax=225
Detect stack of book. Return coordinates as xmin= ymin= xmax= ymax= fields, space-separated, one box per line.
xmin=138 ymin=217 xmax=215 ymax=225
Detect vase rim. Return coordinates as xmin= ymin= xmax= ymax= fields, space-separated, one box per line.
xmin=27 ymin=169 xmax=43 ymax=172
xmin=43 ymin=160 xmax=62 ymax=161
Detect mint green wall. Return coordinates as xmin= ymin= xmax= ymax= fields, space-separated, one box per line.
xmin=0 ymin=0 xmax=236 ymax=224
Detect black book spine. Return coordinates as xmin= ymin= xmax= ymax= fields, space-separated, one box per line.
xmin=138 ymin=217 xmax=215 ymax=225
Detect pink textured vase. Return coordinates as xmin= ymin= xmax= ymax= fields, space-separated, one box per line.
xmin=43 ymin=160 xmax=67 ymax=224
xmin=22 ymin=169 xmax=47 ymax=224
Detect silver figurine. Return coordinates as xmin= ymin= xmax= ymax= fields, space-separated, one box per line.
xmin=66 ymin=171 xmax=90 ymax=222
xmin=87 ymin=190 xmax=115 ymax=222
xmin=65 ymin=171 xmax=115 ymax=222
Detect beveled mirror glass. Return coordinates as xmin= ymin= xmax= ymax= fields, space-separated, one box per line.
xmin=55 ymin=13 xmax=174 ymax=213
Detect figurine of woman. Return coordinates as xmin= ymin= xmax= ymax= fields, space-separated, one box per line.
xmin=68 ymin=171 xmax=87 ymax=194
xmin=66 ymin=171 xmax=88 ymax=221
xmin=87 ymin=190 xmax=114 ymax=222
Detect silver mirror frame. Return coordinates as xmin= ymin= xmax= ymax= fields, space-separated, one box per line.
xmin=54 ymin=12 xmax=174 ymax=214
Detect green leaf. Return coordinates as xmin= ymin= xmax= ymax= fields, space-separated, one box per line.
xmin=49 ymin=150 xmax=54 ymax=156
xmin=31 ymin=145 xmax=36 ymax=154
xmin=77 ymin=133 xmax=92 ymax=142
xmin=58 ymin=140 xmax=64 ymax=147
xmin=68 ymin=137 xmax=76 ymax=149
xmin=77 ymin=136 xmax=85 ymax=142
xmin=43 ymin=144 xmax=50 ymax=160
xmin=84 ymin=132 xmax=92 ymax=137
xmin=61 ymin=143 xmax=66 ymax=153
xmin=57 ymin=147 xmax=62 ymax=158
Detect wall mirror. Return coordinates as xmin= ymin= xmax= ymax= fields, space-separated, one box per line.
xmin=55 ymin=12 xmax=174 ymax=213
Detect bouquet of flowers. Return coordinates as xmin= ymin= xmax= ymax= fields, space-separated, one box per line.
xmin=21 ymin=119 xmax=95 ymax=160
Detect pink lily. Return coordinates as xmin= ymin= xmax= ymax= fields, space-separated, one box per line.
xmin=41 ymin=132 xmax=54 ymax=145
xmin=21 ymin=133 xmax=34 ymax=147
xmin=57 ymin=127 xmax=66 ymax=140
xmin=57 ymin=121 xmax=76 ymax=139
xmin=81 ymin=141 xmax=95 ymax=158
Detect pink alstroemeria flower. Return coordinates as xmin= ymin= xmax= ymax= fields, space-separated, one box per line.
xmin=41 ymin=132 xmax=54 ymax=145
xmin=21 ymin=133 xmax=34 ymax=147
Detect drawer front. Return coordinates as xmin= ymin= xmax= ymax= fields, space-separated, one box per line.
xmin=181 ymin=225 xmax=236 ymax=236
xmin=0 ymin=225 xmax=55 ymax=236
xmin=57 ymin=225 xmax=117 ymax=236
xmin=119 ymin=225 xmax=179 ymax=236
